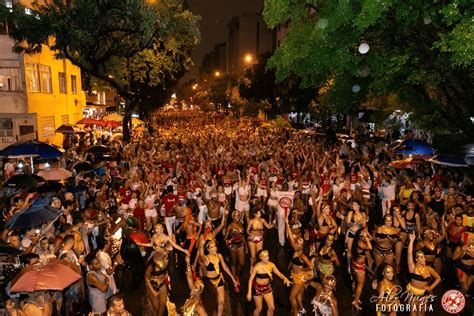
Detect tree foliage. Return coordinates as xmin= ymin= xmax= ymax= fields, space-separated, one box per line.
xmin=1 ymin=0 xmax=200 ymax=137
xmin=263 ymin=0 xmax=474 ymax=137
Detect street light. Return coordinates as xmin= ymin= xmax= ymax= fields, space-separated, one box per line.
xmin=214 ymin=71 xmax=221 ymax=77
xmin=244 ymin=53 xmax=253 ymax=64
xmin=192 ymin=84 xmax=198 ymax=90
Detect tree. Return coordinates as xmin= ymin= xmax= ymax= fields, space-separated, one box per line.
xmin=263 ymin=0 xmax=474 ymax=138
xmin=2 ymin=0 xmax=199 ymax=140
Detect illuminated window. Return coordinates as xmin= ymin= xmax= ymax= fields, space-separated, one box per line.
xmin=71 ymin=75 xmax=77 ymax=94
xmin=25 ymin=62 xmax=40 ymax=92
xmin=39 ymin=64 xmax=52 ymax=93
xmin=0 ymin=67 xmax=21 ymax=91
xmin=58 ymin=72 xmax=67 ymax=93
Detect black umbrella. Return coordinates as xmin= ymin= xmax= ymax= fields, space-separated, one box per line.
xmin=87 ymin=145 xmax=111 ymax=155
xmin=35 ymin=181 xmax=64 ymax=194
xmin=5 ymin=205 xmax=61 ymax=230
xmin=73 ymin=161 xmax=93 ymax=172
xmin=0 ymin=187 xmax=22 ymax=198
xmin=5 ymin=174 xmax=45 ymax=189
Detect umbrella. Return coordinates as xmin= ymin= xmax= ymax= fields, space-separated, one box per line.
xmin=103 ymin=113 xmax=123 ymax=122
xmin=427 ymin=155 xmax=468 ymax=167
xmin=76 ymin=117 xmax=102 ymax=125
xmin=131 ymin=117 xmax=144 ymax=125
xmin=37 ymin=168 xmax=73 ymax=181
xmin=5 ymin=205 xmax=61 ymax=230
xmin=388 ymin=157 xmax=424 ymax=169
xmin=5 ymin=173 xmax=45 ymax=189
xmin=10 ymin=259 xmax=81 ymax=293
xmin=0 ymin=140 xmax=63 ymax=159
xmin=35 ymin=181 xmax=64 ymax=194
xmin=129 ymin=231 xmax=150 ymax=245
xmin=0 ymin=187 xmax=22 ymax=198
xmin=87 ymin=145 xmax=111 ymax=158
xmin=112 ymin=133 xmax=123 ymax=140
xmin=73 ymin=161 xmax=93 ymax=172
xmin=393 ymin=139 xmax=435 ymax=156
xmin=103 ymin=120 xmax=121 ymax=128
xmin=55 ymin=124 xmax=84 ymax=134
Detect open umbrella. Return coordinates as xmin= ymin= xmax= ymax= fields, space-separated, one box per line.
xmin=76 ymin=117 xmax=102 ymax=125
xmin=10 ymin=259 xmax=81 ymax=293
xmin=35 ymin=181 xmax=63 ymax=194
xmin=0 ymin=140 xmax=63 ymax=159
xmin=103 ymin=113 xmax=123 ymax=122
xmin=388 ymin=157 xmax=424 ymax=169
xmin=37 ymin=168 xmax=73 ymax=181
xmin=427 ymin=155 xmax=468 ymax=167
xmin=73 ymin=161 xmax=93 ymax=172
xmin=87 ymin=145 xmax=111 ymax=155
xmin=55 ymin=124 xmax=84 ymax=134
xmin=5 ymin=205 xmax=61 ymax=230
xmin=129 ymin=231 xmax=150 ymax=245
xmin=131 ymin=117 xmax=144 ymax=125
xmin=87 ymin=146 xmax=112 ymax=160
xmin=5 ymin=173 xmax=45 ymax=189
xmin=103 ymin=120 xmax=121 ymax=128
xmin=394 ymin=139 xmax=435 ymax=156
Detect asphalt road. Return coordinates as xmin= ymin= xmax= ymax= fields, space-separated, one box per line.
xmin=121 ymin=227 xmax=474 ymax=316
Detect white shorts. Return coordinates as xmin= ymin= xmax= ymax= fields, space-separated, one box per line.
xmin=255 ymin=187 xmax=268 ymax=197
xmin=235 ymin=200 xmax=250 ymax=212
xmin=145 ymin=208 xmax=158 ymax=218
xmin=302 ymin=187 xmax=310 ymax=194
xmin=267 ymin=198 xmax=278 ymax=207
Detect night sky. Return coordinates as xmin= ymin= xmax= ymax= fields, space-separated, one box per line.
xmin=186 ymin=0 xmax=264 ymax=78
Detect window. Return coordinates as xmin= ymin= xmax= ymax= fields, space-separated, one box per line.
xmin=19 ymin=125 xmax=35 ymax=136
xmin=39 ymin=116 xmax=55 ymax=138
xmin=25 ymin=62 xmax=40 ymax=92
xmin=61 ymin=114 xmax=69 ymax=124
xmin=58 ymin=72 xmax=67 ymax=93
xmin=71 ymin=75 xmax=77 ymax=94
xmin=0 ymin=68 xmax=21 ymax=91
xmin=0 ymin=118 xmax=13 ymax=137
xmin=39 ymin=65 xmax=52 ymax=93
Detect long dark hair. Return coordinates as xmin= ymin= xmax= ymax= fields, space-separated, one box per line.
xmin=351 ymin=228 xmax=365 ymax=259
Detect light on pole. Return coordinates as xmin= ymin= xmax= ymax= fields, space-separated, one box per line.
xmin=244 ymin=53 xmax=253 ymax=64
xmin=214 ymin=71 xmax=221 ymax=77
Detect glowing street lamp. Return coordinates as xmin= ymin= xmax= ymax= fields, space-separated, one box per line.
xmin=214 ymin=71 xmax=221 ymax=77
xmin=244 ymin=54 xmax=253 ymax=64
xmin=192 ymin=84 xmax=198 ymax=90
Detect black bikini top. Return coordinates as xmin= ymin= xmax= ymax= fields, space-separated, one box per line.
xmin=421 ymin=244 xmax=440 ymax=256
xmin=256 ymin=272 xmax=271 ymax=279
xmin=205 ymin=258 xmax=222 ymax=272
xmin=409 ymin=272 xmax=432 ymax=283
xmin=291 ymin=256 xmax=306 ymax=267
xmin=375 ymin=233 xmax=398 ymax=239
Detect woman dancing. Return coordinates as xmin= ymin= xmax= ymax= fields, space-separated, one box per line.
xmin=225 ymin=211 xmax=247 ymax=285
xmin=247 ymin=250 xmax=292 ymax=316
xmin=247 ymin=209 xmax=274 ymax=268
xmin=198 ymin=240 xmax=238 ymax=316
xmin=406 ymin=233 xmax=441 ymax=316
xmin=285 ymin=219 xmax=314 ymax=316
xmin=144 ymin=251 xmax=169 ymax=316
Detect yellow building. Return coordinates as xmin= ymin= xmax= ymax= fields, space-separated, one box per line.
xmin=0 ymin=1 xmax=85 ymax=148
xmin=23 ymin=44 xmax=85 ymax=146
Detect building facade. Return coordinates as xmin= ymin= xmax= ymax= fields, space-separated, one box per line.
xmin=227 ymin=13 xmax=274 ymax=75
xmin=0 ymin=1 xmax=85 ymax=149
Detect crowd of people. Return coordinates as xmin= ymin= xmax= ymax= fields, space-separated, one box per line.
xmin=1 ymin=109 xmax=473 ymax=316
